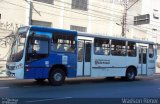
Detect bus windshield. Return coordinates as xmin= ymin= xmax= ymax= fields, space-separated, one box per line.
xmin=7 ymin=27 xmax=29 ymax=62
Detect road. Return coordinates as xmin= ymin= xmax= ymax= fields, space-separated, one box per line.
xmin=0 ymin=74 xmax=160 ymax=104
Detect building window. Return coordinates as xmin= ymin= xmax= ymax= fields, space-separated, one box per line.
xmin=72 ymin=0 xmax=88 ymax=11
xmin=70 ymin=25 xmax=87 ymax=32
xmin=31 ymin=20 xmax=52 ymax=27
xmin=33 ymin=0 xmax=54 ymax=4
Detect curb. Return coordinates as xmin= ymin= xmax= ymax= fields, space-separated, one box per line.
xmin=0 ymin=77 xmax=15 ymax=80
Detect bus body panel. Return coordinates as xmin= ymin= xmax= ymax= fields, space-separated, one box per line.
xmin=6 ymin=26 xmax=156 ymax=82
xmin=6 ymin=61 xmax=24 ymax=79
xmin=24 ymin=52 xmax=77 ymax=79
xmin=24 ymin=26 xmax=78 ymax=79
xmin=91 ymin=55 xmax=127 ymax=77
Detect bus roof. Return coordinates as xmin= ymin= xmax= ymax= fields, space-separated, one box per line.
xmin=29 ymin=25 xmax=77 ymax=35
xmin=78 ymin=32 xmax=155 ymax=44
xmin=25 ymin=26 xmax=154 ymax=44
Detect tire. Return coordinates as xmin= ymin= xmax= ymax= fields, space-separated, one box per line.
xmin=48 ymin=68 xmax=65 ymax=86
xmin=35 ymin=78 xmax=46 ymax=82
xmin=125 ymin=68 xmax=136 ymax=81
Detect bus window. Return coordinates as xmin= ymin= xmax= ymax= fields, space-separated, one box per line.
xmin=127 ymin=42 xmax=136 ymax=57
xmin=78 ymin=41 xmax=84 ymax=62
xmin=111 ymin=40 xmax=126 ymax=56
xmin=85 ymin=42 xmax=91 ymax=62
xmin=27 ymin=37 xmax=49 ymax=60
xmin=149 ymin=44 xmax=154 ymax=58
xmin=52 ymin=33 xmax=76 ymax=53
xmin=94 ymin=38 xmax=110 ymax=55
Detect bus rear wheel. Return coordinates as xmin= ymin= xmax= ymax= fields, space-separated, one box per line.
xmin=125 ymin=68 xmax=136 ymax=81
xmin=48 ymin=68 xmax=65 ymax=86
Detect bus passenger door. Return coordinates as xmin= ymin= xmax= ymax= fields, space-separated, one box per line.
xmin=77 ymin=40 xmax=91 ymax=76
xmin=147 ymin=44 xmax=156 ymax=76
xmin=139 ymin=46 xmax=147 ymax=75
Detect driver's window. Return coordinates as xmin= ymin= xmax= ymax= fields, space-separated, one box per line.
xmin=28 ymin=38 xmax=49 ymax=60
xmin=32 ymin=40 xmax=48 ymax=54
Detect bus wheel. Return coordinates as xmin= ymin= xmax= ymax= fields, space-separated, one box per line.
xmin=48 ymin=68 xmax=65 ymax=86
xmin=35 ymin=78 xmax=46 ymax=82
xmin=125 ymin=68 xmax=136 ymax=81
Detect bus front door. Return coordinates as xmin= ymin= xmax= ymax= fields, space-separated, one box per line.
xmin=77 ymin=40 xmax=91 ymax=76
xmin=139 ymin=46 xmax=147 ymax=75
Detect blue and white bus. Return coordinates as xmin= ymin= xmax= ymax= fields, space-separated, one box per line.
xmin=6 ymin=26 xmax=156 ymax=85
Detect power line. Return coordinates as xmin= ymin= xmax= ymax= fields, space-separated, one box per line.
xmin=54 ymin=0 xmax=125 ymax=14
xmin=3 ymin=0 xmax=122 ymax=21
xmin=3 ymin=0 xmax=122 ymax=23
xmin=32 ymin=1 xmax=123 ymax=20
xmin=54 ymin=0 xmax=124 ymax=16
xmin=127 ymin=0 xmax=140 ymax=10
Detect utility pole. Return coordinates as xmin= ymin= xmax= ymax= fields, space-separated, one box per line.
xmin=122 ymin=0 xmax=128 ymax=37
xmin=25 ymin=0 xmax=32 ymax=25
xmin=121 ymin=0 xmax=140 ymax=37
xmin=29 ymin=0 xmax=32 ymax=25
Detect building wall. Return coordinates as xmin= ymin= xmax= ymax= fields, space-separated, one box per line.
xmin=0 ymin=0 xmax=27 ymax=76
xmin=31 ymin=0 xmax=124 ymax=35
xmin=127 ymin=0 xmax=160 ymax=43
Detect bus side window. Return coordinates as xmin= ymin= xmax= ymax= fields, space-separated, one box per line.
xmin=27 ymin=37 xmax=49 ymax=61
xmin=52 ymin=37 xmax=58 ymax=51
xmin=57 ymin=44 xmax=65 ymax=52
xmin=149 ymin=44 xmax=154 ymax=58
xmin=52 ymin=33 xmax=76 ymax=53
xmin=128 ymin=42 xmax=136 ymax=57
xmin=111 ymin=40 xmax=126 ymax=56
xmin=94 ymin=38 xmax=109 ymax=55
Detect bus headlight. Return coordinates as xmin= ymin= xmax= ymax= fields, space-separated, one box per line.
xmin=15 ymin=63 xmax=23 ymax=69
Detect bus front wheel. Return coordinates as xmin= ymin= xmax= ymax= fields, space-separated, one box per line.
xmin=48 ymin=68 xmax=65 ymax=86
xmin=125 ymin=68 xmax=136 ymax=81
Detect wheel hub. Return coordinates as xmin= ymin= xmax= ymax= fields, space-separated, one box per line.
xmin=54 ymin=73 xmax=62 ymax=81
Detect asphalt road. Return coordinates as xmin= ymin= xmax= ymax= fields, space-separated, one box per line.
xmin=0 ymin=74 xmax=160 ymax=104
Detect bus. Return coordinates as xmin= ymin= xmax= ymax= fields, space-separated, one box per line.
xmin=6 ymin=26 xmax=156 ymax=85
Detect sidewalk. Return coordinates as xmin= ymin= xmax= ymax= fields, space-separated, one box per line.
xmin=156 ymin=67 xmax=160 ymax=73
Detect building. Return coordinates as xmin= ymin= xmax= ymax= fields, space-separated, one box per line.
xmin=127 ymin=0 xmax=160 ymax=43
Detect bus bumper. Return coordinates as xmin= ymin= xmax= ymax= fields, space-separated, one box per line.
xmin=6 ymin=69 xmax=24 ymax=79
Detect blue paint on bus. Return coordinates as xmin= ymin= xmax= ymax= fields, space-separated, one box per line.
xmin=24 ymin=26 xmax=77 ymax=79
